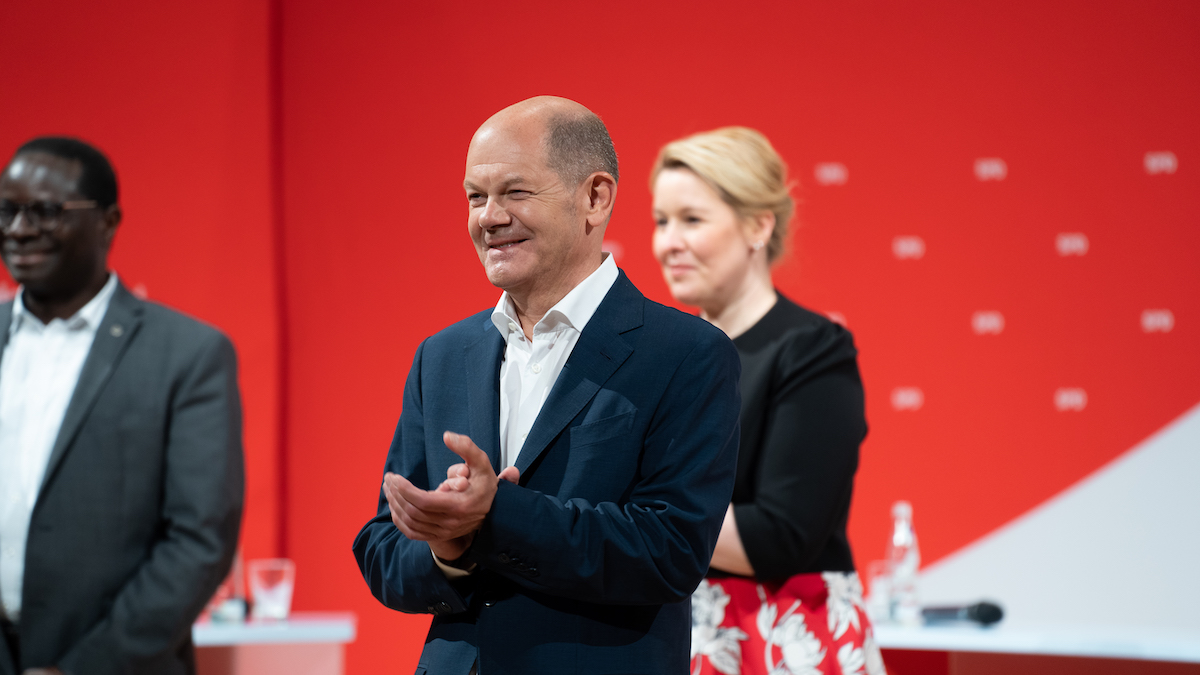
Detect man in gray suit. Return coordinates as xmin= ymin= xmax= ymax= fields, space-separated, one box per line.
xmin=0 ymin=137 xmax=244 ymax=675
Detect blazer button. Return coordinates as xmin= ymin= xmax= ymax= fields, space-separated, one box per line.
xmin=497 ymin=553 xmax=511 ymax=564
xmin=433 ymin=602 xmax=452 ymax=616
xmin=483 ymin=598 xmax=496 ymax=608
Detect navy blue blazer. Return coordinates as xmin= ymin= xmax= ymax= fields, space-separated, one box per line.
xmin=353 ymin=272 xmax=740 ymax=675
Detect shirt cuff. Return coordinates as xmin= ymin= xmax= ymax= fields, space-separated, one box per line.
xmin=432 ymin=548 xmax=476 ymax=578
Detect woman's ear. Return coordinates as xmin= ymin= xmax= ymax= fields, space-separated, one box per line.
xmin=748 ymin=211 xmax=776 ymax=249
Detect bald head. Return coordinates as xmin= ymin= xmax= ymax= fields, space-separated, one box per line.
xmin=474 ymin=96 xmax=619 ymax=188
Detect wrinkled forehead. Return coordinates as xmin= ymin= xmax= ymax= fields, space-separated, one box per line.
xmin=1 ymin=152 xmax=84 ymax=198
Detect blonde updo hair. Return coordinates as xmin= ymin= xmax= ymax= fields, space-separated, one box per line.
xmin=650 ymin=127 xmax=795 ymax=264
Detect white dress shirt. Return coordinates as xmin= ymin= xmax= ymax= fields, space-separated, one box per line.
xmin=0 ymin=274 xmax=118 ymax=620
xmin=434 ymin=255 xmax=618 ymax=577
xmin=491 ymin=254 xmax=619 ymax=469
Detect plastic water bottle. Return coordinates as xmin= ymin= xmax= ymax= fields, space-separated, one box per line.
xmin=887 ymin=500 xmax=921 ymax=625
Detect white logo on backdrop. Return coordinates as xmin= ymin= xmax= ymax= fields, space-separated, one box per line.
xmin=825 ymin=311 xmax=847 ymax=327
xmin=892 ymin=236 xmax=925 ymax=260
xmin=601 ymin=240 xmax=624 ymax=263
xmin=891 ymin=387 xmax=924 ymax=411
xmin=0 ymin=282 xmax=14 ymax=302
xmin=1141 ymin=309 xmax=1174 ymax=333
xmin=972 ymin=311 xmax=1005 ymax=335
xmin=1144 ymin=151 xmax=1178 ymax=175
xmin=814 ymin=162 xmax=849 ymax=186
xmin=974 ymin=158 xmax=1008 ymax=181
xmin=1054 ymin=388 xmax=1088 ymax=412
xmin=1056 ymin=233 xmax=1089 ymax=256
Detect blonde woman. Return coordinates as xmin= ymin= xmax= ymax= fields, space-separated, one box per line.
xmin=651 ymin=127 xmax=885 ymax=675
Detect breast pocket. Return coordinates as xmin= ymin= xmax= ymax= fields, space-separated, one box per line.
xmin=563 ymin=409 xmax=640 ymax=501
xmin=554 ymin=390 xmax=641 ymax=499
xmin=569 ymin=410 xmax=636 ymax=449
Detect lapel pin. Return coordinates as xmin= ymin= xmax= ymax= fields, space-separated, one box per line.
xmin=111 ymin=325 xmax=124 ymax=337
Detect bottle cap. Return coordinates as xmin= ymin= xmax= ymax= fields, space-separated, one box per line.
xmin=892 ymin=500 xmax=912 ymax=519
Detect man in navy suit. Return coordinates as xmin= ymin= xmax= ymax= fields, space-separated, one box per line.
xmin=353 ymin=96 xmax=740 ymax=675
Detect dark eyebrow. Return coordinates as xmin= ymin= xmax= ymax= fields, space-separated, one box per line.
xmin=463 ymin=175 xmax=528 ymax=192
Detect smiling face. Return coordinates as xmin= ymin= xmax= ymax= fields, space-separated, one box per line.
xmin=0 ymin=151 xmax=116 ymax=305
xmin=464 ymin=116 xmax=591 ymax=304
xmin=652 ymin=168 xmax=760 ymax=308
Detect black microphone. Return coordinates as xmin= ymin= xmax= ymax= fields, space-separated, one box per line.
xmin=921 ymin=601 xmax=1004 ymax=626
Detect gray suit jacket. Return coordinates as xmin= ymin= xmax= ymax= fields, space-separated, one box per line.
xmin=0 ymin=282 xmax=244 ymax=675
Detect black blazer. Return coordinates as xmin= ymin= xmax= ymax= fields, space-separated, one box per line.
xmin=353 ymin=273 xmax=741 ymax=675
xmin=0 ymin=282 xmax=244 ymax=675
xmin=726 ymin=295 xmax=866 ymax=580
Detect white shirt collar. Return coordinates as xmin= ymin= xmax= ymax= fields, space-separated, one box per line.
xmin=490 ymin=254 xmax=620 ymax=340
xmin=11 ymin=273 xmax=120 ymax=334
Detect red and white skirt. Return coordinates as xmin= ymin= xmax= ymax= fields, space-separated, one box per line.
xmin=690 ymin=572 xmax=886 ymax=675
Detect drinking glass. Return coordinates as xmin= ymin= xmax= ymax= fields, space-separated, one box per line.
xmin=248 ymin=558 xmax=295 ymax=620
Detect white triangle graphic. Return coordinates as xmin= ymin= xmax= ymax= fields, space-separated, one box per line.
xmin=919 ymin=401 xmax=1200 ymax=630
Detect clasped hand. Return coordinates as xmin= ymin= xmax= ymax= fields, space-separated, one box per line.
xmin=383 ymin=431 xmax=519 ymax=561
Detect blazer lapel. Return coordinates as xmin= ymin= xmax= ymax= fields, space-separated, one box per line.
xmin=515 ymin=273 xmax=644 ymax=476
xmin=40 ymin=283 xmax=143 ymax=494
xmin=464 ymin=316 xmax=504 ymax=471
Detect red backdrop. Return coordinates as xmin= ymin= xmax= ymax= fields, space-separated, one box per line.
xmin=4 ymin=1 xmax=1198 ymax=673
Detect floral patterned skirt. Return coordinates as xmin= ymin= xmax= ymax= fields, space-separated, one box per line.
xmin=691 ymin=572 xmax=886 ymax=675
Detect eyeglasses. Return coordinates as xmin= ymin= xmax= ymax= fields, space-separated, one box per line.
xmin=0 ymin=199 xmax=101 ymax=234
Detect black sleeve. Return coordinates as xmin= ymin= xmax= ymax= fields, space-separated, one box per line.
xmin=733 ymin=328 xmax=866 ymax=581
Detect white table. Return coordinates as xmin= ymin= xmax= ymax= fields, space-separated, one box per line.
xmin=874 ymin=624 xmax=1200 ymax=675
xmin=194 ymin=612 xmax=357 ymax=675
xmin=875 ymin=624 xmax=1200 ymax=663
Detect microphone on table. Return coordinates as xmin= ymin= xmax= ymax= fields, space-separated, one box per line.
xmin=921 ymin=601 xmax=1004 ymax=626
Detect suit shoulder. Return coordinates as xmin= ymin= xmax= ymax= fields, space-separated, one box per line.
xmin=739 ymin=296 xmax=859 ymax=379
xmin=137 ymin=300 xmax=233 ymax=348
xmin=641 ymin=297 xmax=736 ymax=355
xmin=763 ymin=296 xmax=857 ymax=349
xmin=420 ymin=307 xmax=495 ymax=352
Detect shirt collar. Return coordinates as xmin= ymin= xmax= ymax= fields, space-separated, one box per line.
xmin=11 ymin=273 xmax=120 ymax=334
xmin=490 ymin=253 xmax=620 ymax=341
